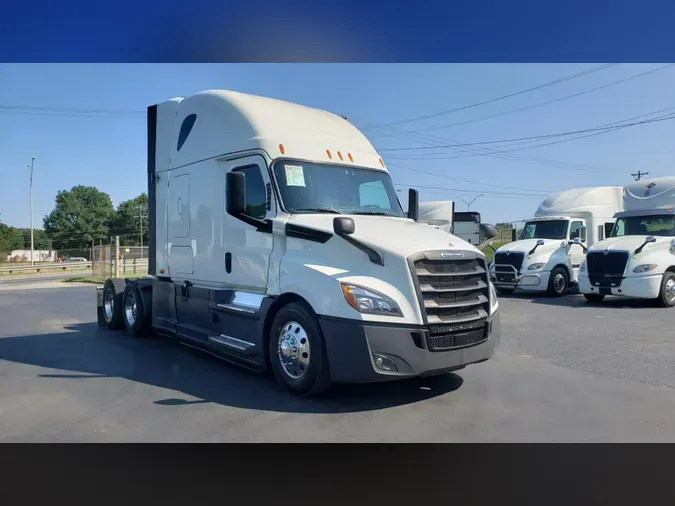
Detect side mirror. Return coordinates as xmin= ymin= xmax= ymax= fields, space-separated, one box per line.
xmin=333 ymin=217 xmax=355 ymax=236
xmin=580 ymin=226 xmax=587 ymax=242
xmin=407 ymin=188 xmax=419 ymax=222
xmin=573 ymin=237 xmax=581 ymax=245
xmin=480 ymin=223 xmax=497 ymax=240
xmin=536 ymin=239 xmax=545 ymax=246
xmin=226 ymin=171 xmax=246 ymax=216
xmin=646 ymin=235 xmax=657 ymax=244
xmin=488 ymin=240 xmax=493 ymax=246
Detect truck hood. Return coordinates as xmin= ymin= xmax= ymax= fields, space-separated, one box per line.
xmin=495 ymin=238 xmax=565 ymax=255
xmin=285 ymin=214 xmax=483 ymax=257
xmin=588 ymin=235 xmax=671 ymax=254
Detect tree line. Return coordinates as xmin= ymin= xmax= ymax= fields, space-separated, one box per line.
xmin=0 ymin=185 xmax=148 ymax=253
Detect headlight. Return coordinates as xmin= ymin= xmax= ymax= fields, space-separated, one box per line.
xmin=633 ymin=264 xmax=657 ymax=273
xmin=340 ymin=283 xmax=403 ymax=316
xmin=489 ymin=281 xmax=498 ymax=312
xmin=579 ymin=261 xmax=586 ymax=273
xmin=527 ymin=263 xmax=546 ymax=271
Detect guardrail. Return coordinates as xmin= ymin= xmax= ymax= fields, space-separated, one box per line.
xmin=0 ymin=259 xmax=149 ymax=275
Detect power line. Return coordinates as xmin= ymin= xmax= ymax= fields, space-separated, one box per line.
xmin=379 ymin=108 xmax=675 ymax=153
xmin=368 ymin=64 xmax=673 ymax=138
xmin=362 ymin=64 xmax=618 ymax=130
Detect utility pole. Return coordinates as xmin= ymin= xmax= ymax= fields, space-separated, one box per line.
xmin=28 ymin=157 xmax=35 ymax=266
xmin=139 ymin=204 xmax=143 ymax=259
xmin=459 ymin=193 xmax=484 ymax=212
xmin=631 ymin=170 xmax=649 ymax=181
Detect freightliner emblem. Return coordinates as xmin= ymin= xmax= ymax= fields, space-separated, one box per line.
xmin=441 ymin=251 xmax=464 ymax=259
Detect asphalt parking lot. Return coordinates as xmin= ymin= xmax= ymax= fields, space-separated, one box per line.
xmin=2 ymin=284 xmax=675 ymax=442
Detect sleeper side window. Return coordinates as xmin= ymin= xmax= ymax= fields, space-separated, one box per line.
xmin=570 ymin=221 xmax=584 ymax=241
xmin=233 ymin=165 xmax=266 ymax=219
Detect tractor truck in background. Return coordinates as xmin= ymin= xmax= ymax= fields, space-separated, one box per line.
xmin=579 ymin=177 xmax=675 ymax=307
xmin=96 ymin=89 xmax=501 ymax=396
xmin=418 ymin=200 xmax=497 ymax=245
xmin=488 ymin=185 xmax=624 ymax=296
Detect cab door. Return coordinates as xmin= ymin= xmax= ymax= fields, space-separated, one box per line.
xmin=569 ymin=219 xmax=587 ymax=269
xmin=222 ymin=155 xmax=275 ymax=291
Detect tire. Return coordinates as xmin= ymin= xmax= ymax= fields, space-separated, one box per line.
xmin=268 ymin=302 xmax=332 ymax=397
xmin=496 ymin=287 xmax=515 ymax=295
xmin=122 ymin=283 xmax=152 ymax=337
xmin=657 ymin=272 xmax=675 ymax=308
xmin=102 ymin=278 xmax=126 ymax=330
xmin=584 ymin=293 xmax=605 ymax=303
xmin=547 ymin=266 xmax=569 ymax=297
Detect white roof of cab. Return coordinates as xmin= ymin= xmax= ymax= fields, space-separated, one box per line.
xmin=533 ymin=185 xmax=623 ymax=219
xmin=622 ymin=176 xmax=675 ymax=212
xmin=167 ymin=89 xmax=387 ymax=171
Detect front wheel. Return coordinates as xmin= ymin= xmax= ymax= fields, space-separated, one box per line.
xmin=657 ymin=272 xmax=675 ymax=308
xmin=268 ymin=302 xmax=332 ymax=397
xmin=547 ymin=267 xmax=569 ymax=297
xmin=584 ymin=293 xmax=605 ymax=303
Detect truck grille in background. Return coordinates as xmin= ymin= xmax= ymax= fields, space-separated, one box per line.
xmin=494 ymin=252 xmax=525 ymax=272
xmin=412 ymin=255 xmax=491 ymax=352
xmin=586 ymin=251 xmax=629 ymax=287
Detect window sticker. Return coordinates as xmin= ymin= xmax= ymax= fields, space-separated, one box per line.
xmin=284 ymin=165 xmax=306 ymax=187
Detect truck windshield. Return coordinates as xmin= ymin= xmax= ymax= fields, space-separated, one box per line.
xmin=272 ymin=160 xmax=405 ymax=217
xmin=520 ymin=219 xmax=569 ymax=240
xmin=610 ymin=215 xmax=675 ymax=237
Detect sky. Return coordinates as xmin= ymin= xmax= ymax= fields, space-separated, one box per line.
xmin=1 ymin=63 xmax=674 ymax=233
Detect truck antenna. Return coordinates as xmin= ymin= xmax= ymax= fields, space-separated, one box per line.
xmin=631 ymin=170 xmax=649 ymax=181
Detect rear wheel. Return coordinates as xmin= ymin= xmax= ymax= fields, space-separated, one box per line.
xmin=123 ymin=283 xmax=152 ymax=337
xmin=496 ymin=287 xmax=515 ymax=295
xmin=102 ymin=278 xmax=126 ymax=330
xmin=547 ymin=267 xmax=569 ymax=297
xmin=657 ymin=272 xmax=675 ymax=308
xmin=584 ymin=293 xmax=605 ymax=303
xmin=268 ymin=302 xmax=332 ymax=397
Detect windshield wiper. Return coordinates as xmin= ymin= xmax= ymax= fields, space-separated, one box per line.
xmin=352 ymin=211 xmax=395 ymax=216
xmin=293 ymin=208 xmax=342 ymax=214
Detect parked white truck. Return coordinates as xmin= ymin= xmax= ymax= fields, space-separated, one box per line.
xmin=418 ymin=201 xmax=497 ymax=244
xmin=579 ymin=177 xmax=675 ymax=307
xmin=488 ymin=186 xmax=623 ymax=296
xmin=95 ymin=89 xmax=501 ymax=396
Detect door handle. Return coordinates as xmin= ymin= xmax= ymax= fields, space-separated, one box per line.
xmin=225 ymin=252 xmax=232 ymax=273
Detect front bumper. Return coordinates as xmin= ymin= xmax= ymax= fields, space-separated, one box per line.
xmin=491 ymin=266 xmax=551 ymax=292
xmin=578 ymin=273 xmax=662 ymax=299
xmin=319 ymin=312 xmax=501 ymax=383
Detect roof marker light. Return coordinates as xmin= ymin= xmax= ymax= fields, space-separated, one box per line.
xmin=279 ymin=144 xmax=286 ymax=155
xmin=348 ymin=153 xmax=354 ymax=162
xmin=326 ymin=149 xmax=333 ymax=159
xmin=337 ymin=151 xmax=344 ymax=161
xmin=379 ymin=158 xmax=385 ymax=167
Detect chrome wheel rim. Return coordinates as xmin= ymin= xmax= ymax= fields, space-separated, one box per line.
xmin=553 ymin=273 xmax=566 ymax=293
xmin=666 ymin=278 xmax=675 ymax=303
xmin=125 ymin=291 xmax=137 ymax=326
xmin=277 ymin=321 xmax=310 ymax=379
xmin=103 ymin=288 xmax=114 ymax=321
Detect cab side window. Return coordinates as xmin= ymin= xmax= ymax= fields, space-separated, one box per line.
xmin=570 ymin=221 xmax=584 ymax=240
xmin=232 ymin=165 xmax=266 ymax=219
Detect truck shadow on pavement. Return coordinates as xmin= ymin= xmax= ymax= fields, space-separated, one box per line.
xmin=0 ymin=323 xmax=464 ymax=414
xmin=500 ymin=291 xmax=661 ymax=310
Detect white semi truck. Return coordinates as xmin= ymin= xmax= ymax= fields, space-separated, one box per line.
xmin=578 ymin=177 xmax=675 ymax=307
xmin=488 ymin=186 xmax=623 ymax=296
xmin=96 ymin=90 xmax=501 ymax=396
xmin=418 ymin=201 xmax=497 ymax=244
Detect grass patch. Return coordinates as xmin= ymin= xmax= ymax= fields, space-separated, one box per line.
xmin=64 ymin=274 xmax=145 ymax=284
xmin=480 ymin=240 xmax=510 ymax=261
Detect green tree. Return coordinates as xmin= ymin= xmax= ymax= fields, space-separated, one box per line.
xmin=495 ymin=222 xmax=514 ymax=229
xmin=0 ymin=220 xmax=24 ymax=254
xmin=113 ymin=193 xmax=149 ymax=246
xmin=17 ymin=228 xmax=51 ymax=250
xmin=43 ymin=185 xmax=115 ymax=249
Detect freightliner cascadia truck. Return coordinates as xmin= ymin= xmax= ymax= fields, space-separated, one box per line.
xmin=96 ymin=89 xmax=501 ymax=396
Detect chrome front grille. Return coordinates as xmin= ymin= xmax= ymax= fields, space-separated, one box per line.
xmin=410 ymin=251 xmax=492 ymax=352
